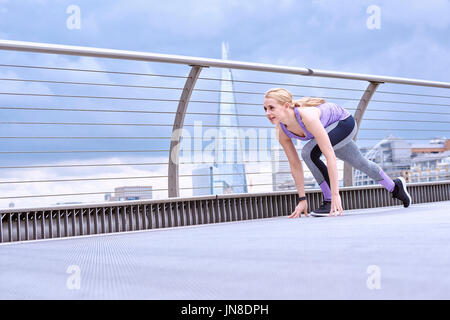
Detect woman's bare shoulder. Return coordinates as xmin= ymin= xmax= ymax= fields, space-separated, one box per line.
xmin=297 ymin=106 xmax=321 ymax=120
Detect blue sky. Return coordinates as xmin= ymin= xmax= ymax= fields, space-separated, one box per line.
xmin=0 ymin=0 xmax=449 ymax=207
xmin=1 ymin=0 xmax=449 ymax=78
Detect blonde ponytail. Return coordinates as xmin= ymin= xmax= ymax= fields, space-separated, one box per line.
xmin=265 ymin=88 xmax=326 ymax=108
xmin=292 ymin=97 xmax=326 ymax=108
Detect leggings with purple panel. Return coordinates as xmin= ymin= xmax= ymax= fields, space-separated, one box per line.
xmin=300 ymin=115 xmax=395 ymax=201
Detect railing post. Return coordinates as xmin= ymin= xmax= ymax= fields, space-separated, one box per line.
xmin=168 ymin=65 xmax=203 ymax=198
xmin=343 ymin=81 xmax=381 ymax=187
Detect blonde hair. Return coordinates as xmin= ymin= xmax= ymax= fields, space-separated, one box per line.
xmin=265 ymin=88 xmax=326 ymax=108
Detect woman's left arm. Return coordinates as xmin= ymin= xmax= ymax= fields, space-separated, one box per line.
xmin=301 ymin=109 xmax=344 ymax=216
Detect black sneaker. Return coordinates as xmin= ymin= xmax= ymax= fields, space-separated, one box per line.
xmin=392 ymin=177 xmax=412 ymax=208
xmin=310 ymin=200 xmax=331 ymax=217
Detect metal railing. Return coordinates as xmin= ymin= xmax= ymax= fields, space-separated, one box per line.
xmin=1 ymin=181 xmax=449 ymax=243
xmin=0 ymin=39 xmax=449 ymax=213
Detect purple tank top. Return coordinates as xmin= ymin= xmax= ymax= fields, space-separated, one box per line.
xmin=279 ymin=102 xmax=350 ymax=141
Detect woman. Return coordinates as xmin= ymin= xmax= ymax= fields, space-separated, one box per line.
xmin=264 ymin=88 xmax=412 ymax=217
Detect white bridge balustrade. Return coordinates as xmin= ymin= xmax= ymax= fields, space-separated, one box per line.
xmin=0 ymin=40 xmax=449 ymax=243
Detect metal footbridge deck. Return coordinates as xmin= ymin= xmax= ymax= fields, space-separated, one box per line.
xmin=1 ymin=201 xmax=449 ymax=300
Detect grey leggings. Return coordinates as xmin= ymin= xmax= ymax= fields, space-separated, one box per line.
xmin=301 ymin=115 xmax=394 ymax=200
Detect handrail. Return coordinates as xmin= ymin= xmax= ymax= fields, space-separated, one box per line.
xmin=1 ymin=180 xmax=448 ymax=215
xmin=1 ymin=39 xmax=449 ymax=203
xmin=1 ymin=40 xmax=449 ymax=88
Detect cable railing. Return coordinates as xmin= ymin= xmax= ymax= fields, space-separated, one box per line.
xmin=1 ymin=171 xmax=447 ymax=187
xmin=1 ymin=105 xmax=450 ymax=116
xmin=2 ymin=90 xmax=450 ymax=107
xmin=1 ymin=178 xmax=449 ymax=202
xmin=3 ymin=62 xmax=450 ymax=98
xmin=0 ymin=39 xmax=449 ymax=209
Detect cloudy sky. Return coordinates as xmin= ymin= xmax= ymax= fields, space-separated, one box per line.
xmin=0 ymin=0 xmax=449 ymax=208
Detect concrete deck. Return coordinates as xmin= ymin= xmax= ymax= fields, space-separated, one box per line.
xmin=1 ymin=201 xmax=449 ymax=300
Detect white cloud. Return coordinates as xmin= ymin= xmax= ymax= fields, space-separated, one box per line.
xmin=310 ymin=0 xmax=450 ymax=31
xmin=0 ymin=155 xmax=172 ymax=209
xmin=0 ymin=69 xmax=55 ymax=105
xmin=0 ymin=154 xmax=274 ymax=209
xmin=105 ymin=0 xmax=226 ymax=38
xmin=79 ymin=11 xmax=100 ymax=35
xmin=336 ymin=32 xmax=450 ymax=81
xmin=101 ymin=0 xmax=299 ymax=39
xmin=382 ymin=0 xmax=450 ymax=29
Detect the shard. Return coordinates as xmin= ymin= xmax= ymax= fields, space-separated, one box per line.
xmin=192 ymin=42 xmax=248 ymax=195
xmin=213 ymin=42 xmax=248 ymax=194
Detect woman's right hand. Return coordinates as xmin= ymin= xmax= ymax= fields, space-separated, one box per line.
xmin=289 ymin=199 xmax=309 ymax=218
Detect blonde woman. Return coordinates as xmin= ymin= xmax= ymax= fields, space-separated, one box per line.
xmin=264 ymin=88 xmax=411 ymax=217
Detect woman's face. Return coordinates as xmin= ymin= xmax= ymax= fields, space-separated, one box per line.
xmin=263 ymin=97 xmax=287 ymax=124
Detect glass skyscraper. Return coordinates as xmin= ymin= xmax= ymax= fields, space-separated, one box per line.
xmin=192 ymin=42 xmax=248 ymax=195
xmin=212 ymin=42 xmax=248 ymax=194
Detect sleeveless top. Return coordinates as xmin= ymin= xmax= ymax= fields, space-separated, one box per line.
xmin=279 ymin=102 xmax=351 ymax=141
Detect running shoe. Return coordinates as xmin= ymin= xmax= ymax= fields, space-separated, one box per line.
xmin=392 ymin=177 xmax=412 ymax=208
xmin=310 ymin=200 xmax=332 ymax=217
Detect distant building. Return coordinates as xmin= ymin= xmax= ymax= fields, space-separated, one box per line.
xmin=354 ymin=135 xmax=412 ymax=186
xmin=271 ymin=143 xmax=316 ymax=191
xmin=192 ymin=165 xmax=214 ymax=196
xmin=359 ymin=146 xmax=370 ymax=156
xmin=407 ymin=138 xmax=450 ymax=183
xmin=192 ymin=42 xmax=247 ymax=196
xmin=55 ymin=202 xmax=83 ymax=206
xmin=354 ymin=136 xmax=450 ymax=185
xmin=106 ymin=186 xmax=153 ymax=201
xmin=411 ymin=138 xmax=450 ymax=154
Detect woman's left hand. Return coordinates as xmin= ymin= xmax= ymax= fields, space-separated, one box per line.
xmin=329 ymin=194 xmax=344 ymax=216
